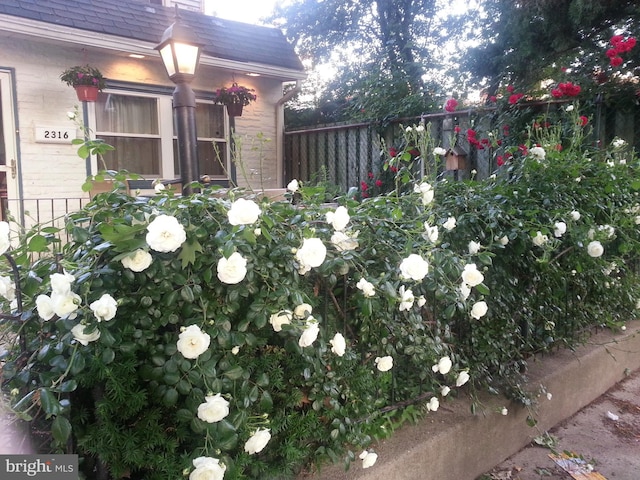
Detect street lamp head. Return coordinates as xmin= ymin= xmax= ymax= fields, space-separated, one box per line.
xmin=155 ymin=6 xmax=204 ymax=83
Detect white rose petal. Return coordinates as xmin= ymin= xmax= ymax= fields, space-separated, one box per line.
xmin=433 ymin=147 xmax=447 ymax=156
xmin=330 ymin=332 xmax=346 ymax=356
xmin=441 ymin=386 xmax=451 ymax=397
xmin=121 ymin=249 xmax=153 ymax=272
xmin=298 ymin=321 xmax=320 ymax=348
xmin=52 ymin=291 xmax=81 ymax=319
xmin=359 ymin=450 xmax=378 ymax=469
xmin=461 ymin=264 xmax=484 ymax=287
xmin=217 ymin=252 xmax=248 ymax=284
xmin=443 ymin=216 xmax=457 ymax=231
xmin=570 ymin=210 xmax=581 ymax=221
xmin=398 ymin=285 xmax=414 ymax=311
xmin=554 ymin=222 xmax=567 ymax=238
xmin=269 ymin=310 xmax=293 ymax=332
xmin=244 ymin=428 xmax=271 ymax=455
xmin=71 ymin=324 xmax=101 ymax=346
xmin=190 ymin=457 xmax=226 ymax=480
xmin=501 ymin=407 xmax=508 ymax=416
xmin=456 ymin=370 xmax=470 ymax=387
xmin=90 ymin=293 xmax=118 ymax=322
xmin=146 ymin=215 xmax=187 ymax=253
xmin=0 ymin=221 xmax=10 ymax=256
xmin=197 ymin=394 xmax=230 ymax=423
xmin=287 ymin=179 xmax=299 ymax=192
xmin=434 ymin=356 xmax=452 ymax=375
xmin=36 ymin=294 xmax=56 ymax=321
xmin=427 ymin=397 xmax=440 ymax=412
xmin=295 ymin=238 xmax=327 ymax=270
xmin=227 ymin=198 xmax=261 ymax=226
xmin=177 ymin=324 xmax=211 ymax=359
xmin=587 ymin=240 xmax=604 ymax=258
xmin=470 ymin=301 xmax=488 ymax=319
xmin=375 ymin=356 xmax=394 ymax=372
xmin=50 ymin=272 xmax=75 ymax=295
xmin=326 ymin=206 xmax=350 ymax=231
xmin=356 ymin=278 xmax=375 ymax=297
xmin=468 ymin=241 xmax=481 ymax=255
xmin=458 ymin=282 xmax=471 ymax=301
xmin=0 ymin=275 xmax=16 ymax=302
xmin=399 ymin=253 xmax=429 ymax=281
xmin=331 ymin=231 xmax=359 ymax=251
xmin=423 ymin=223 xmax=439 ymax=243
xmin=293 ymin=303 xmax=313 ymax=319
xmin=530 ymin=146 xmax=546 ymax=160
xmin=532 ymin=231 xmax=548 ymax=246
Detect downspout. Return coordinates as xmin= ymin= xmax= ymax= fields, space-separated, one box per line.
xmin=275 ymin=80 xmax=301 ymax=187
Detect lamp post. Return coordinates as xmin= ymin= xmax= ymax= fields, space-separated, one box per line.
xmin=155 ymin=7 xmax=204 ymax=195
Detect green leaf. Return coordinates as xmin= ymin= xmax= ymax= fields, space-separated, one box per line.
xmin=39 ymin=388 xmax=62 ymax=417
xmin=223 ymin=365 xmax=244 ymax=380
xmin=51 ymin=416 xmax=72 ymax=444
xmin=27 ymin=234 xmax=48 ymax=252
xmin=476 ymin=283 xmax=490 ymax=295
xmin=179 ymin=239 xmax=203 ymax=268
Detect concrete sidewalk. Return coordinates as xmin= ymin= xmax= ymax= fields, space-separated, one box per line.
xmin=301 ymin=320 xmax=640 ymax=480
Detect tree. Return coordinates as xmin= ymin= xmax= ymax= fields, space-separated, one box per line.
xmin=272 ymin=0 xmax=460 ymax=124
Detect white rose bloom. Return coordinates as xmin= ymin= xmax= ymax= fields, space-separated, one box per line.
xmin=0 ymin=275 xmax=16 ymax=302
xmin=197 ymin=394 xmax=230 ymax=423
xmin=227 ymin=198 xmax=261 ymax=226
xmin=398 ymin=285 xmax=414 ymax=311
xmin=244 ymin=428 xmax=271 ymax=455
xmin=443 ymin=217 xmax=457 ymax=231
xmin=190 ymin=457 xmax=226 ymax=480
xmin=547 ymin=392 xmax=553 ymax=401
xmin=416 ymin=124 xmax=425 ymax=132
xmin=298 ymin=321 xmax=320 ymax=347
xmin=50 ymin=272 xmax=75 ymax=295
xmin=406 ymin=126 xmax=413 ymax=132
xmin=458 ymin=282 xmax=471 ymax=301
xmin=217 ymin=252 xmax=248 ymax=284
xmin=287 ymin=179 xmax=300 ymax=192
xmin=635 ymin=215 xmax=640 ymax=225
xmin=356 ymin=278 xmax=375 ymax=297
xmin=587 ymin=240 xmax=604 ymax=258
xmin=146 ymin=215 xmax=187 ymax=253
xmin=36 ymin=294 xmax=55 ymax=321
xmin=177 ymin=324 xmax=211 ymax=359
xmin=499 ymin=235 xmax=509 ymax=246
xmin=565 ymin=105 xmax=574 ymax=112
xmin=530 ymin=146 xmax=546 ymax=160
xmin=375 ymin=355 xmax=393 ymax=372
xmin=414 ymin=182 xmax=435 ymax=205
xmin=359 ymin=450 xmax=378 ymax=469
xmin=269 ymin=310 xmax=293 ymax=332
xmin=501 ymin=407 xmax=508 ymax=416
xmin=71 ymin=324 xmax=101 ymax=346
xmin=468 ymin=241 xmax=481 ymax=255
xmin=612 ymin=137 xmax=626 ymax=149
xmin=433 ymin=147 xmax=447 ymax=156
xmin=399 ymin=253 xmax=429 ymax=281
xmin=53 ymin=291 xmax=81 ymax=319
xmin=121 ymin=249 xmax=153 ymax=272
xmin=0 ymin=221 xmax=10 ymax=256
xmin=441 ymin=386 xmax=451 ymax=397
xmin=433 ymin=356 xmax=452 ymax=375
xmin=154 ymin=182 xmax=166 ymax=193
xmin=456 ymin=370 xmax=470 ymax=387
xmin=417 ymin=295 xmax=426 ymax=307
xmin=90 ymin=293 xmax=118 ymax=322
xmin=570 ymin=210 xmax=581 ymax=221
xmin=231 ymin=346 xmax=240 ymax=355
xmin=331 ymin=231 xmax=359 ymax=251
xmin=326 ymin=206 xmax=350 ymax=231
xmin=295 ymin=238 xmax=327 ymax=269
xmin=427 ymin=397 xmax=440 ymax=412
xmin=554 ymin=222 xmax=567 ymax=238
xmin=423 ymin=223 xmax=439 ymax=243
xmin=461 ymin=264 xmax=484 ymax=287
xmin=532 ymin=231 xmax=548 ymax=246
xmin=470 ymin=301 xmax=488 ymax=319
xmin=330 ymin=332 xmax=346 ymax=356
xmin=294 ymin=303 xmax=313 ymax=319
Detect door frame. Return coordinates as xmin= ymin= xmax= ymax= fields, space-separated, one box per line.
xmin=0 ymin=68 xmax=22 ymax=224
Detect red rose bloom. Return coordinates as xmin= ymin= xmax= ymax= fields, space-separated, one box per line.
xmin=454 ymin=126 xmax=461 ymax=134
xmin=556 ymin=144 xmax=563 ymax=152
xmin=389 ymin=147 xmax=397 ymax=157
xmin=496 ymin=156 xmax=504 ymax=167
xmin=490 ymin=96 xmax=497 ymax=102
xmin=375 ymin=179 xmax=383 ymax=187
xmin=507 ymin=85 xmax=515 ymax=93
xmin=610 ymin=35 xmax=624 ymax=45
xmin=579 ymin=116 xmax=588 ymax=127
xmin=606 ymin=48 xmax=618 ymax=59
xmin=361 ymin=181 xmax=368 ymax=191
xmin=444 ymin=98 xmax=458 ymax=112
xmin=611 ymin=56 xmax=623 ymax=67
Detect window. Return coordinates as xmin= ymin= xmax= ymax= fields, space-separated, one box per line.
xmin=95 ymin=91 xmax=229 ymax=182
xmin=173 ymin=103 xmax=227 ymax=178
xmin=96 ymin=93 xmax=161 ymax=175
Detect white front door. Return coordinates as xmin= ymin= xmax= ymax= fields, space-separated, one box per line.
xmin=0 ymin=69 xmax=20 ymax=222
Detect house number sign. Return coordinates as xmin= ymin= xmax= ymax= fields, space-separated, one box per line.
xmin=35 ymin=126 xmax=76 ymax=144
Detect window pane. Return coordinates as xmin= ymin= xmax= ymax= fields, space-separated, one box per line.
xmin=173 ymin=140 xmax=226 ymax=177
xmin=96 ymin=94 xmax=158 ymax=134
xmin=99 ymin=136 xmax=161 ymax=176
xmin=195 ymin=104 xmax=225 ymax=139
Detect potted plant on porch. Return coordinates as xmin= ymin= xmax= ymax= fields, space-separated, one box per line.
xmin=212 ymin=82 xmax=257 ymax=117
xmin=60 ymin=65 xmax=107 ymax=102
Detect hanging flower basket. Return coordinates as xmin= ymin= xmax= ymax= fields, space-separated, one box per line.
xmin=226 ymin=103 xmax=244 ymax=117
xmin=212 ymin=83 xmax=257 ymax=117
xmin=74 ymin=85 xmax=100 ymax=102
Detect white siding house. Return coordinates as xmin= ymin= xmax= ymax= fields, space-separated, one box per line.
xmin=0 ymin=0 xmax=305 ymax=226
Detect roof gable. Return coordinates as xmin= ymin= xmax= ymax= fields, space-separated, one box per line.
xmin=0 ymin=0 xmax=304 ymax=72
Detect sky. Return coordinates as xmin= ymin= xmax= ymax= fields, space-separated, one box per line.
xmin=203 ymin=0 xmax=280 ymax=24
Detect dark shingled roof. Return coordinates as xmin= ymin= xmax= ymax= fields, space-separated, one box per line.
xmin=0 ymin=0 xmax=304 ymax=72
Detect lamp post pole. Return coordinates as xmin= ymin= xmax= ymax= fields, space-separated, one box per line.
xmin=156 ymin=6 xmax=203 ymax=195
xmin=173 ymin=81 xmax=199 ymax=195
